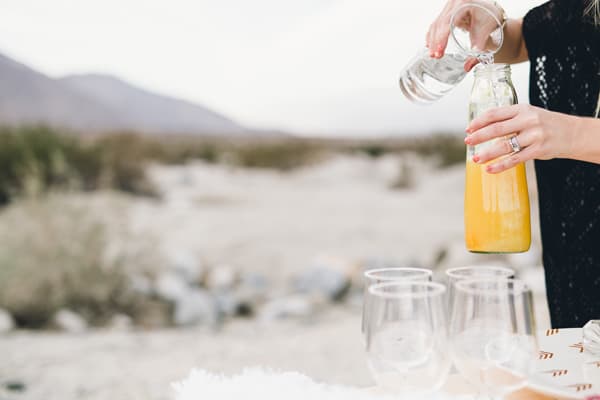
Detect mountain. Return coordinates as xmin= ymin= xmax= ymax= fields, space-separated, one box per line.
xmin=0 ymin=53 xmax=125 ymax=131
xmin=59 ymin=74 xmax=244 ymax=134
xmin=0 ymin=52 xmax=244 ymax=134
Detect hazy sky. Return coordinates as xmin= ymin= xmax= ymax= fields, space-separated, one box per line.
xmin=0 ymin=0 xmax=545 ymax=135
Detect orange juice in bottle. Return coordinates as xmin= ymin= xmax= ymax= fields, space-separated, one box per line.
xmin=465 ymin=64 xmax=531 ymax=253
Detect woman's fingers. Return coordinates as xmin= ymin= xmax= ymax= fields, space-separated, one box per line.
xmin=464 ymin=57 xmax=479 ymax=72
xmin=485 ymin=144 xmax=537 ymax=174
xmin=428 ymin=24 xmax=440 ymax=56
xmin=429 ymin=22 xmax=448 ymax=57
xmin=466 ymin=115 xmax=525 ymax=146
xmin=426 ymin=27 xmax=432 ymax=48
xmin=467 ymin=104 xmax=521 ymax=132
xmin=428 ymin=1 xmax=457 ymax=58
xmin=472 ymin=130 xmax=534 ymax=164
xmin=432 ymin=16 xmax=452 ymax=57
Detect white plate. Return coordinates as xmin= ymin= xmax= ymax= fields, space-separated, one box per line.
xmin=528 ymin=328 xmax=600 ymax=399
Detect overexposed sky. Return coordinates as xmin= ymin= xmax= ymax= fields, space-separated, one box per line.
xmin=0 ymin=0 xmax=545 ymax=135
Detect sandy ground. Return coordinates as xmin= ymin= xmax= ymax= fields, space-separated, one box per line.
xmin=1 ymin=310 xmax=369 ymax=400
xmin=131 ymin=155 xmax=541 ymax=280
xmin=131 ymin=155 xmax=467 ymax=281
xmin=0 ymin=155 xmax=550 ymax=399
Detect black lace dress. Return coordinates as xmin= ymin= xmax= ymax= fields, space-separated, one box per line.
xmin=522 ymin=0 xmax=600 ymax=328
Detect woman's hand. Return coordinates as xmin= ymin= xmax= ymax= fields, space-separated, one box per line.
xmin=465 ymin=104 xmax=578 ymax=173
xmin=426 ymin=0 xmax=503 ymax=71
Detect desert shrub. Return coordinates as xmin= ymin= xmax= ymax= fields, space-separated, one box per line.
xmin=0 ymin=126 xmax=465 ymax=206
xmin=0 ymin=126 xmax=156 ymax=204
xmin=354 ymin=144 xmax=387 ymax=159
xmin=412 ymin=134 xmax=466 ymax=168
xmin=92 ymin=133 xmax=157 ymax=196
xmin=0 ymin=126 xmax=80 ymax=202
xmin=0 ymin=195 xmax=164 ymax=328
xmin=144 ymin=138 xmax=221 ymax=165
xmin=0 ymin=126 xmax=330 ymax=206
xmin=335 ymin=134 xmax=465 ymax=168
xmin=226 ymin=140 xmax=323 ymax=171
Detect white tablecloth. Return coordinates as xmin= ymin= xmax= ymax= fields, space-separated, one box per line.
xmin=173 ymin=368 xmax=555 ymax=400
xmin=173 ymin=368 xmax=438 ymax=400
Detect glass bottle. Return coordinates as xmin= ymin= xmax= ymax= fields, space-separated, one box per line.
xmin=464 ymin=64 xmax=531 ymax=253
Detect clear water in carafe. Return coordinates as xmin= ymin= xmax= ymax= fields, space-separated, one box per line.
xmin=399 ymin=51 xmax=496 ymax=103
xmin=399 ymin=52 xmax=468 ymax=102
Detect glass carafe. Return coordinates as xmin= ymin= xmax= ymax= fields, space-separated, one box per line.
xmin=399 ymin=0 xmax=506 ymax=103
xmin=464 ymin=64 xmax=531 ymax=253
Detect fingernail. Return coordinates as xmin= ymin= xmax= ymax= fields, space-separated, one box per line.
xmin=473 ymin=155 xmax=480 ymax=163
xmin=464 ymin=137 xmax=471 ymax=145
xmin=486 ymin=165 xmax=494 ymax=173
xmin=434 ymin=51 xmax=442 ymax=58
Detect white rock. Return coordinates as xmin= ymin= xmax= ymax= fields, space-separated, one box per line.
xmin=214 ymin=274 xmax=267 ymax=318
xmin=169 ymin=250 xmax=204 ymax=284
xmin=240 ymin=272 xmax=268 ymax=292
xmin=155 ymin=272 xmax=190 ymax=302
xmin=234 ymin=273 xmax=269 ymax=305
xmin=130 ymin=274 xmax=153 ymax=295
xmin=109 ymin=314 xmax=133 ymax=331
xmin=53 ymin=309 xmax=87 ymax=333
xmin=294 ymin=256 xmax=352 ymax=301
xmin=174 ymin=289 xmax=218 ymax=327
xmin=259 ymin=296 xmax=314 ymax=321
xmin=205 ymin=265 xmax=237 ymax=291
xmin=214 ymin=292 xmax=239 ymax=317
xmin=0 ymin=308 xmax=15 ymax=333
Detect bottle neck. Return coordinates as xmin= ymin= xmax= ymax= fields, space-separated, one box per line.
xmin=473 ymin=63 xmax=512 ymax=83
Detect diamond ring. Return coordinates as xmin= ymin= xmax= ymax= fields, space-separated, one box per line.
xmin=508 ymin=135 xmax=521 ymax=153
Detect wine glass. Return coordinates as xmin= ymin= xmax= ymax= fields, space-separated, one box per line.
xmin=449 ymin=278 xmax=537 ymax=399
xmin=361 ymin=268 xmax=433 ymax=341
xmin=445 ymin=265 xmax=515 ymax=313
xmin=365 ymin=281 xmax=451 ymax=395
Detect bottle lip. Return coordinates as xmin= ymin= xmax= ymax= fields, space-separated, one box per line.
xmin=473 ymin=63 xmax=511 ymax=77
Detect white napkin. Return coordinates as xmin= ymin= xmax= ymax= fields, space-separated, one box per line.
xmin=173 ymin=368 xmax=450 ymax=400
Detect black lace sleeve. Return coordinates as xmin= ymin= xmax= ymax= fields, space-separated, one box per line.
xmin=522 ymin=1 xmax=564 ymax=61
xmin=521 ymin=0 xmax=599 ymax=116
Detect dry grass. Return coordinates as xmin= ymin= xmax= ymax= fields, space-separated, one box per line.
xmin=0 ymin=194 xmax=164 ymax=328
xmin=0 ymin=126 xmax=465 ymax=206
xmin=0 ymin=126 xmax=157 ymax=204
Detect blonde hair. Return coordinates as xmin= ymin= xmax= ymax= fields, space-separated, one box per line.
xmin=585 ymin=0 xmax=600 ymax=25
